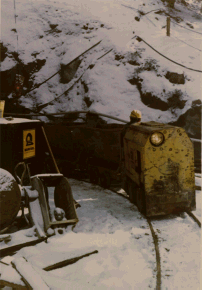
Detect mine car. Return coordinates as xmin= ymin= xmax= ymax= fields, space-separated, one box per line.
xmin=44 ymin=116 xmax=196 ymax=217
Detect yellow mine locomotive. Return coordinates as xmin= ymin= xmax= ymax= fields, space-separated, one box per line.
xmin=123 ymin=121 xmax=196 ymax=216
xmin=44 ymin=113 xmax=196 ymax=218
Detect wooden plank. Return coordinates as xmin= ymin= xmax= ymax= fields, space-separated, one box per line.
xmin=0 ymin=234 xmax=11 ymax=243
xmin=0 ymin=263 xmax=27 ymax=289
xmin=0 ymin=255 xmax=14 ymax=265
xmin=26 ymin=246 xmax=98 ymax=269
xmin=0 ymin=279 xmax=27 ymax=289
xmin=44 ymin=250 xmax=98 ymax=271
xmin=11 ymin=257 xmax=50 ymax=290
xmin=0 ymin=237 xmax=47 ymax=257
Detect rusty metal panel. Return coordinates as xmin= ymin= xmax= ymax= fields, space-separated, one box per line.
xmin=143 ymin=127 xmax=195 ymax=215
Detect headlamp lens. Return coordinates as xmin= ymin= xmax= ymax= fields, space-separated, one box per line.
xmin=150 ymin=132 xmax=164 ymax=146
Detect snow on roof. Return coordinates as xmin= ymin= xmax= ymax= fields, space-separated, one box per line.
xmin=0 ymin=118 xmax=40 ymax=124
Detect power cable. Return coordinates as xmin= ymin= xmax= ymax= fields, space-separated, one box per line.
xmin=169 ymin=18 xmax=202 ymax=35
xmin=144 ymin=9 xmax=162 ymax=15
xmin=133 ymin=36 xmax=202 ymax=73
xmin=4 ymin=111 xmax=128 ymax=123
xmin=153 ymin=9 xmax=202 ymax=35
xmin=121 ymin=4 xmax=139 ymax=12
xmin=23 ymin=40 xmax=102 ymax=96
xmin=172 ymin=35 xmax=201 ymax=52
xmin=3 ymin=111 xmax=202 ymax=144
xmin=138 ymin=9 xmax=202 ymax=59
xmin=35 ymin=48 xmax=113 ymax=112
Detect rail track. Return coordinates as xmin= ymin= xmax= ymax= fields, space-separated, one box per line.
xmin=73 ymin=176 xmax=162 ymax=290
xmin=109 ymin=184 xmax=200 ymax=290
xmin=186 ymin=211 xmax=201 ymax=228
xmin=72 ymin=174 xmax=200 ymax=290
xmin=109 ymin=184 xmax=162 ymax=290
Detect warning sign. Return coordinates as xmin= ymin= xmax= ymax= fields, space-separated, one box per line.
xmin=23 ymin=129 xmax=35 ymax=159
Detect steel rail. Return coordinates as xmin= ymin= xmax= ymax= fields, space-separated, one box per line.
xmin=75 ymin=177 xmax=162 ymax=290
xmin=110 ymin=186 xmax=162 ymax=290
xmin=186 ymin=211 xmax=201 ymax=228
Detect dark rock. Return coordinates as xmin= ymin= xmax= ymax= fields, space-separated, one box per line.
xmin=89 ymin=64 xmax=95 ymax=69
xmin=135 ymin=17 xmax=140 ymax=21
xmin=166 ymin=0 xmax=175 ymax=8
xmin=165 ymin=72 xmax=185 ymax=84
xmin=129 ymin=77 xmax=169 ymax=111
xmin=141 ymin=92 xmax=169 ymax=111
xmin=81 ymin=80 xmax=89 ymax=93
xmin=0 ymin=42 xmax=8 ymax=62
xmin=167 ymin=90 xmax=186 ymax=110
xmin=0 ymin=58 xmax=46 ymax=98
xmin=84 ymin=96 xmax=93 ymax=108
xmin=128 ymin=60 xmax=140 ymax=66
xmin=82 ymin=25 xmax=88 ymax=30
xmin=115 ymin=54 xmax=124 ymax=61
xmin=186 ymin=23 xmax=194 ymax=29
xmin=60 ymin=58 xmax=81 ymax=84
xmin=170 ymin=101 xmax=201 ymax=139
xmin=169 ymin=102 xmax=201 ymax=172
xmin=136 ymin=36 xmax=142 ymax=42
xmin=172 ymin=16 xmax=183 ymax=23
xmin=49 ymin=24 xmax=58 ymax=29
xmin=128 ymin=78 xmax=138 ymax=85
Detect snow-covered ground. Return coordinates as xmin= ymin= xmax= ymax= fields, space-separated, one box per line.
xmin=0 ymin=175 xmax=201 ymax=289
xmin=1 ymin=0 xmax=202 ymax=125
xmin=1 ymin=0 xmax=201 ymax=288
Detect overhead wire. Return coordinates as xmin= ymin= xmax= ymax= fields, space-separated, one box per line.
xmin=153 ymin=9 xmax=202 ymax=35
xmin=171 ymin=35 xmax=201 ymax=52
xmin=133 ymin=36 xmax=202 ymax=73
xmin=4 ymin=111 xmax=128 ymax=123
xmin=23 ymin=40 xmax=102 ymax=96
xmin=133 ymin=7 xmax=202 ymax=72
xmin=35 ymin=48 xmax=113 ymax=112
xmin=122 ymin=4 xmax=202 ymax=52
xmin=169 ymin=18 xmax=202 ymax=35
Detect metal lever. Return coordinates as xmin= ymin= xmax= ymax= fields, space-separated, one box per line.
xmin=14 ymin=162 xmax=26 ymax=186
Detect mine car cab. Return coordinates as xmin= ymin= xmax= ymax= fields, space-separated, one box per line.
xmin=123 ymin=121 xmax=196 ymax=217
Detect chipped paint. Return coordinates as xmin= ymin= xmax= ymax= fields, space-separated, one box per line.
xmin=124 ymin=123 xmax=195 ymax=216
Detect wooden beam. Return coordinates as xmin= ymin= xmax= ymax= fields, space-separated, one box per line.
xmin=0 ymin=279 xmax=27 ymax=289
xmin=167 ymin=17 xmax=170 ymax=36
xmin=11 ymin=257 xmax=50 ymax=290
xmin=0 ymin=237 xmax=47 ymax=257
xmin=44 ymin=250 xmax=98 ymax=271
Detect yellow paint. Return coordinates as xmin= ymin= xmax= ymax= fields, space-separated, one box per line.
xmin=23 ymin=129 xmax=35 ymax=159
xmin=124 ymin=122 xmax=195 ymax=216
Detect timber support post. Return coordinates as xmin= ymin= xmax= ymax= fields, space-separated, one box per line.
xmin=167 ymin=17 xmax=170 ymax=36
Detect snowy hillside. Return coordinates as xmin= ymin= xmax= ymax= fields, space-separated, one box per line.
xmin=1 ymin=0 xmax=202 ymax=134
